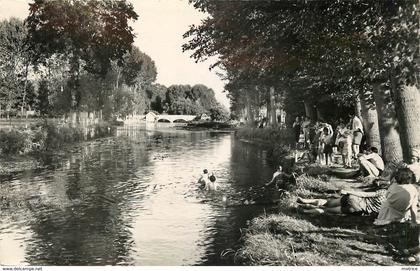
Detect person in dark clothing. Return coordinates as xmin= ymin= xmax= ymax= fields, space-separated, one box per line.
xmin=292 ymin=116 xmax=302 ymax=147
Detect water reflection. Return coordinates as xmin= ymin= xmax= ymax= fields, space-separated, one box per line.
xmin=0 ymin=125 xmax=275 ymax=265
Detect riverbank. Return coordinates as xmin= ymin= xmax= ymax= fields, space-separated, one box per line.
xmin=233 ymin=127 xmax=418 ymax=266
xmin=234 ymin=173 xmax=404 ymax=265
xmin=183 ymin=120 xmax=237 ymax=131
xmin=0 ymin=119 xmax=115 ymax=176
xmin=235 ymin=127 xmax=296 ymax=170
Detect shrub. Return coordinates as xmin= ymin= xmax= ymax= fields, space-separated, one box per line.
xmin=0 ymin=120 xmax=115 ymax=155
xmin=0 ymin=130 xmax=27 ymax=154
xmin=236 ymin=127 xmax=294 ymax=145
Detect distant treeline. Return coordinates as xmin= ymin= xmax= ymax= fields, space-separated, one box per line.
xmin=0 ymin=1 xmax=228 ymax=121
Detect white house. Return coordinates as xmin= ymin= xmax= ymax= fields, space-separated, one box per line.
xmin=198 ymin=113 xmax=211 ymax=121
xmin=145 ymin=111 xmax=158 ymax=123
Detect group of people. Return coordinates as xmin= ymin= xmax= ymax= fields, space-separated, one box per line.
xmin=297 ymin=164 xmax=418 ymax=227
xmin=197 ymin=169 xmax=219 ymax=192
xmin=293 ymin=116 xmax=338 ymax=166
xmin=265 ymin=148 xmax=420 ymax=227
xmin=293 ymin=114 xmax=387 ymax=175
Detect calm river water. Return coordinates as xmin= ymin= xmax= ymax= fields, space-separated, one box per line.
xmin=0 ymin=125 xmax=276 ymax=266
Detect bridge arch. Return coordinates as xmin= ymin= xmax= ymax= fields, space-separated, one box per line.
xmin=157 ymin=118 xmax=171 ymax=123
xmin=173 ymin=119 xmax=188 ymax=123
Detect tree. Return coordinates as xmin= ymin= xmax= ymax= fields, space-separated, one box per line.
xmin=122 ymin=46 xmax=157 ymax=87
xmin=185 ymin=0 xmax=419 ymax=165
xmin=36 ymin=79 xmax=51 ymax=116
xmin=0 ymin=18 xmax=32 ymax=118
xmin=146 ymin=83 xmax=167 ymax=113
xmin=209 ymin=105 xmax=229 ymax=121
xmin=26 ymin=0 xmax=138 ymax=110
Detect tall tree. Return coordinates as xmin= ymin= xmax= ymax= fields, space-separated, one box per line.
xmin=0 ymin=18 xmax=32 ymax=118
xmin=26 ymin=0 xmax=138 ymax=110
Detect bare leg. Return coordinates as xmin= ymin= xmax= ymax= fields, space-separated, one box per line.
xmin=297 ymin=198 xmax=328 ymax=206
xmin=347 ymin=153 xmax=352 ymax=167
xmin=324 ymin=198 xmax=341 ymax=208
xmin=323 ymin=206 xmax=343 ymax=214
xmin=301 ymin=208 xmax=325 ymax=215
xmin=353 ymin=144 xmax=360 ymax=158
xmin=359 ymin=157 xmax=379 ymax=177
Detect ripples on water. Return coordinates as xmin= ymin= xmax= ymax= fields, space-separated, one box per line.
xmin=0 ymin=125 xmax=276 ymax=265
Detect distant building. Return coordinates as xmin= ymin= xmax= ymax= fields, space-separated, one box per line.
xmin=145 ymin=111 xmax=158 ymax=122
xmin=198 ymin=113 xmax=211 ymax=121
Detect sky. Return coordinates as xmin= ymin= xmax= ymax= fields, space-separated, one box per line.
xmin=0 ymin=0 xmax=230 ymax=108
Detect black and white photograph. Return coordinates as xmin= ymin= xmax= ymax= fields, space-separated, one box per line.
xmin=0 ymin=0 xmax=419 ymax=268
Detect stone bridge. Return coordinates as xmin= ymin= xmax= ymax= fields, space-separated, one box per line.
xmin=124 ymin=113 xmax=197 ymax=124
xmin=153 ymin=114 xmax=196 ymax=123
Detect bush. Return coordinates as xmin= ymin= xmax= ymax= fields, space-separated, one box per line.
xmin=236 ymin=127 xmax=295 ymax=166
xmin=236 ymin=127 xmax=294 ymax=145
xmin=0 ymin=130 xmax=27 ymax=154
xmin=0 ymin=120 xmax=115 ymax=155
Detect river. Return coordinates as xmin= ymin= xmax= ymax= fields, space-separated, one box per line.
xmin=0 ymin=125 xmax=277 ymax=266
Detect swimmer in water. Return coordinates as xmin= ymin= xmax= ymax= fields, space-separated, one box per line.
xmin=205 ymin=174 xmax=219 ymax=191
xmin=198 ymin=169 xmax=209 ymax=189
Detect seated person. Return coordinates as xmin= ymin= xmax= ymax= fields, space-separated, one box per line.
xmin=198 ymin=169 xmax=209 ymax=189
xmin=297 ymin=181 xmax=388 ymax=215
xmin=205 ymin=174 xmax=219 ymax=191
xmin=265 ymin=165 xmax=296 ymax=191
xmin=358 ymin=146 xmax=384 ymax=177
xmin=374 ymin=168 xmax=418 ymax=226
xmin=408 ymin=148 xmax=420 ymax=183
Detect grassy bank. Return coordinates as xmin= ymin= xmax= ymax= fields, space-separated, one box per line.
xmin=0 ymin=120 xmax=115 ymax=175
xmin=235 ymin=127 xmax=294 ymax=145
xmin=235 ymin=127 xmax=295 ymax=169
xmin=234 ymin=213 xmax=396 ymax=266
xmin=233 ymin=170 xmax=414 ymax=266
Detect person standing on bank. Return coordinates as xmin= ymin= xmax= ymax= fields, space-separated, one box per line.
xmin=292 ymin=116 xmax=302 ymax=148
xmin=350 ymin=113 xmax=364 ymax=159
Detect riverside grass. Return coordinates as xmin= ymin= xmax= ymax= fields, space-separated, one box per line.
xmin=234 ymin=171 xmax=402 ymax=266
xmin=236 ymin=127 xmax=295 ymax=166
xmin=235 ymin=213 xmax=396 ymax=266
xmin=0 ymin=120 xmax=114 ymax=155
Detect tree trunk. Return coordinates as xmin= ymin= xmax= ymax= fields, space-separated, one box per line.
xmin=360 ymin=91 xmax=382 ymax=155
xmin=21 ymin=63 xmax=29 ymax=120
xmin=269 ymin=87 xmax=277 ymax=126
xmin=393 ymin=84 xmax=420 ymax=161
xmin=354 ymin=95 xmax=362 ymax=118
xmin=266 ymin=90 xmax=271 ymax=126
xmin=304 ymin=100 xmax=316 ymax=120
xmin=373 ymin=83 xmax=403 ymax=166
xmin=316 ymin=106 xmax=325 ymax=122
xmin=245 ymin=93 xmax=255 ymax=127
xmin=265 ymin=87 xmax=277 ymax=127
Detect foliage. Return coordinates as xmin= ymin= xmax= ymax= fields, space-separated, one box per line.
xmin=26 ymin=0 xmax=138 ymax=76
xmin=184 ymin=1 xmax=419 ymax=126
xmin=146 ymin=83 xmax=167 ymax=113
xmin=209 ymin=105 xmax=229 ymax=121
xmin=26 ymin=0 xmax=138 ymax=110
xmin=236 ymin=127 xmax=294 ymax=145
xmin=0 ymin=18 xmax=32 ymax=116
xmin=163 ymin=84 xmax=226 ymax=116
xmin=0 ymin=130 xmax=27 ymax=154
xmin=0 ymin=120 xmax=114 ymax=155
